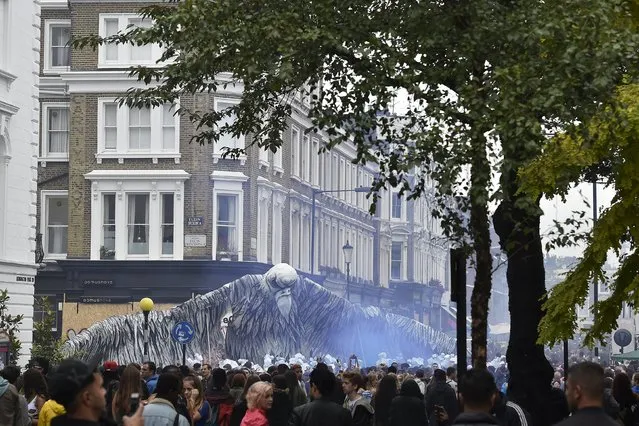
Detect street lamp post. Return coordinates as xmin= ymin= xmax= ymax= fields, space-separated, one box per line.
xmin=310 ymin=186 xmax=371 ymax=274
xmin=139 ymin=297 xmax=154 ymax=358
xmin=342 ymin=241 xmax=354 ymax=300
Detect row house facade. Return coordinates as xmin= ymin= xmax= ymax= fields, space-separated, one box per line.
xmin=34 ymin=0 xmax=451 ymax=340
xmin=0 ymin=0 xmax=40 ymax=365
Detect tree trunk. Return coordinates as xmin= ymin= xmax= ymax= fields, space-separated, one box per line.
xmin=493 ymin=197 xmax=553 ymax=426
xmin=469 ymin=136 xmax=492 ymax=370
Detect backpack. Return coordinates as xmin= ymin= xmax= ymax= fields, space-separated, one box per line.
xmin=209 ymin=401 xmax=233 ymax=426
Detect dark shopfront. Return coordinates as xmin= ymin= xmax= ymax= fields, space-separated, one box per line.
xmin=35 ymin=260 xmax=284 ymax=339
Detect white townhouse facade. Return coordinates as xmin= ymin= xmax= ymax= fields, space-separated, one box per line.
xmin=0 ymin=0 xmax=40 ymax=366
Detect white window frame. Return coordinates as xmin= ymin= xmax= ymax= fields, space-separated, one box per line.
xmin=390 ymin=240 xmax=404 ymax=281
xmin=40 ymin=102 xmax=70 ymax=162
xmin=273 ymin=130 xmax=284 ymax=173
xmin=43 ymin=20 xmax=71 ymax=74
xmin=212 ymin=98 xmax=246 ymax=165
xmin=85 ymin=170 xmax=189 ymax=260
xmin=391 ymin=192 xmax=404 ymax=220
xmin=302 ymin=134 xmax=310 ymax=182
xmin=311 ymin=138 xmax=319 ymax=187
xmin=40 ymin=190 xmax=69 ymax=260
xmin=291 ymin=126 xmax=301 ymax=178
xmin=211 ymin=171 xmax=248 ymax=261
xmin=96 ymin=98 xmax=181 ymax=164
xmin=98 ymin=14 xmax=164 ymax=68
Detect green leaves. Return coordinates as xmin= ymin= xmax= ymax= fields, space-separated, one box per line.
xmin=521 ymin=83 xmax=639 ymax=346
xmin=0 ymin=290 xmax=22 ymax=364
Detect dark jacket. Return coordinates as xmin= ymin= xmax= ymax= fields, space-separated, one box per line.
xmin=425 ymin=381 xmax=458 ymax=426
xmin=389 ymin=395 xmax=428 ymax=426
xmin=289 ymin=396 xmax=353 ymax=426
xmin=230 ymin=399 xmax=248 ymax=426
xmin=452 ymin=412 xmax=499 ymax=426
xmin=344 ymin=397 xmax=374 ymax=426
xmin=269 ymin=390 xmax=293 ymax=426
xmin=553 ymin=406 xmax=620 ymax=426
xmin=51 ymin=416 xmax=102 ymax=426
xmin=603 ymin=389 xmax=621 ymax=421
xmin=492 ymin=393 xmax=531 ymax=426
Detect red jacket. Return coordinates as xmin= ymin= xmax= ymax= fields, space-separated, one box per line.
xmin=241 ymin=408 xmax=269 ymax=426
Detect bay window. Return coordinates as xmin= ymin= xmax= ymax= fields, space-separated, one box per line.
xmin=86 ymin=170 xmax=189 ymax=260
xmin=97 ymin=98 xmax=180 ymax=162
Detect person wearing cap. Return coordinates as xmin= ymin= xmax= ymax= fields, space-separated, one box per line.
xmin=48 ymin=359 xmax=144 ymax=426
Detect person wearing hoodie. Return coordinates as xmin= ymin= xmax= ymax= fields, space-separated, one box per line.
xmin=0 ymin=374 xmax=30 ymax=426
xmin=452 ymin=369 xmax=499 ymax=426
xmin=389 ymin=379 xmax=428 ymax=426
xmin=241 ymin=382 xmax=273 ymax=426
xmin=342 ymin=372 xmax=374 ymax=426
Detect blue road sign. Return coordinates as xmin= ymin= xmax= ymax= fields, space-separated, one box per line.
xmin=171 ymin=321 xmax=195 ymax=345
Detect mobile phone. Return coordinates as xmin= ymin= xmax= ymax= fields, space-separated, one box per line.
xmin=129 ymin=393 xmax=140 ymax=414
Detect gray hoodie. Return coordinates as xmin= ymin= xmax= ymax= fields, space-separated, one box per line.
xmin=0 ymin=377 xmax=30 ymax=426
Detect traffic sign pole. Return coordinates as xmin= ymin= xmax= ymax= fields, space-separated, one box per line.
xmin=171 ymin=321 xmax=195 ymax=367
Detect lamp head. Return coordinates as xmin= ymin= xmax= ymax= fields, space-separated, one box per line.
xmin=342 ymin=241 xmax=354 ymax=264
xmin=139 ymin=297 xmax=154 ymax=312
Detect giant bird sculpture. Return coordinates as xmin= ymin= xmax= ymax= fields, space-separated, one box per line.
xmin=64 ymin=264 xmax=456 ymax=365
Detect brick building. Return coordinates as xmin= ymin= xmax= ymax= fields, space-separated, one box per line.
xmin=35 ymin=0 xmax=451 ymax=339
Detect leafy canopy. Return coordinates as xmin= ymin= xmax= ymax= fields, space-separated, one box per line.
xmin=520 ymin=84 xmax=639 ymax=348
xmin=73 ymin=0 xmax=639 ymax=246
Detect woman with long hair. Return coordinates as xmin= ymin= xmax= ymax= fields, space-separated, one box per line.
xmin=230 ymin=373 xmax=247 ymax=403
xmin=284 ymin=370 xmax=307 ymax=408
xmin=389 ymin=379 xmax=428 ymax=426
xmin=230 ymin=375 xmax=261 ymax=426
xmin=241 ymin=382 xmax=273 ymax=426
xmin=372 ymin=374 xmax=398 ymax=426
xmin=112 ymin=364 xmax=146 ymax=425
xmin=22 ymin=368 xmax=48 ymax=425
xmin=184 ymin=375 xmax=211 ymax=426
xmin=613 ymin=372 xmax=639 ymax=426
xmin=366 ymin=372 xmax=380 ymax=398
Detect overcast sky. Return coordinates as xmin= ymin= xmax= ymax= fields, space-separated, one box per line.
xmin=540 ymin=182 xmax=615 ymax=260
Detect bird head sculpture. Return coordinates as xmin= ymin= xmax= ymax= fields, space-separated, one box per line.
xmin=263 ymin=263 xmax=298 ymax=318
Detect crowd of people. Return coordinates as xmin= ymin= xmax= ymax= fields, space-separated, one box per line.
xmin=0 ymin=355 xmax=636 ymax=426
